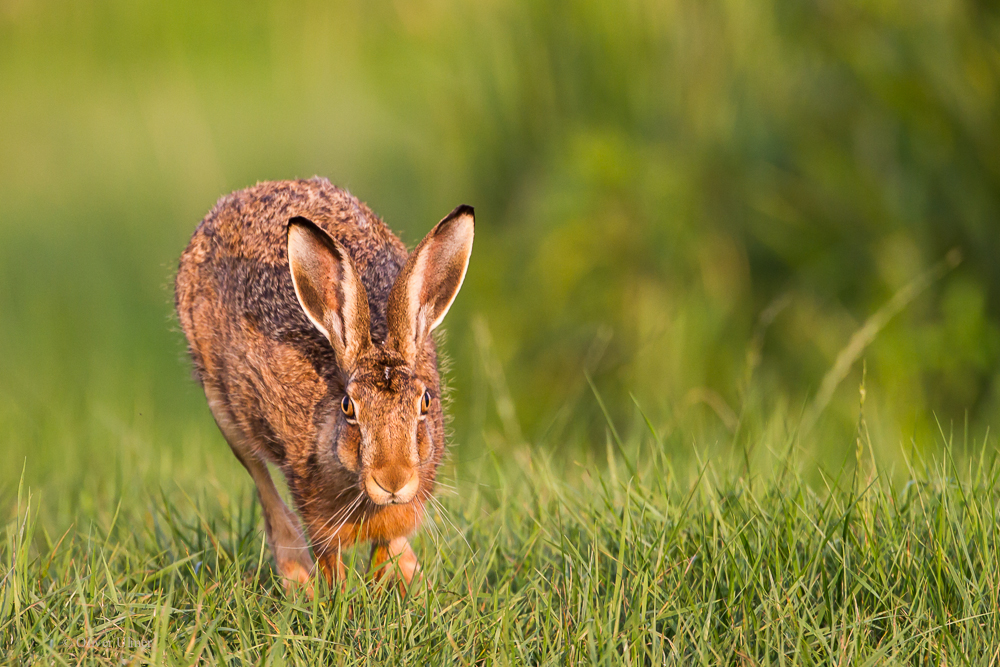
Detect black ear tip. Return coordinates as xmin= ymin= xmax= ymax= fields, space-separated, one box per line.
xmin=437 ymin=205 xmax=475 ymax=233
xmin=288 ymin=215 xmax=315 ymax=229
xmin=287 ymin=215 xmax=341 ymax=254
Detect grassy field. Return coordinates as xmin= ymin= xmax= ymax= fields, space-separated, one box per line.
xmin=3 ymin=0 xmax=1000 ymax=663
xmin=5 ymin=397 xmax=1000 ymax=664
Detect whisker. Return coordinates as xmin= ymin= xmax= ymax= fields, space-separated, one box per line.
xmin=428 ymin=494 xmax=472 ymax=553
xmin=301 ymin=493 xmax=365 ymax=580
xmin=280 ymin=491 xmax=364 ymax=552
xmin=307 ymin=497 xmax=357 ymax=541
xmin=419 ymin=497 xmax=442 ymax=541
xmin=296 ymin=484 xmax=356 ymax=510
xmin=311 ymin=492 xmax=365 ymax=556
xmin=434 ymin=481 xmax=459 ymax=495
xmin=322 ymin=493 xmax=364 ymax=541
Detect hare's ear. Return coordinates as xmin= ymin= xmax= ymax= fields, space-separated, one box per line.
xmin=288 ymin=217 xmax=372 ymax=366
xmin=387 ymin=205 xmax=474 ymax=361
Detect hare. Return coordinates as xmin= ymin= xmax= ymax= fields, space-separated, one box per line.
xmin=174 ymin=178 xmax=473 ymax=591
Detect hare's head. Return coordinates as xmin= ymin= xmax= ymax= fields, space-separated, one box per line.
xmin=287 ymin=207 xmax=474 ymax=506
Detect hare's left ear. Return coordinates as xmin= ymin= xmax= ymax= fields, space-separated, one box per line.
xmin=288 ymin=216 xmax=373 ymax=367
xmin=387 ymin=205 xmax=474 ymax=361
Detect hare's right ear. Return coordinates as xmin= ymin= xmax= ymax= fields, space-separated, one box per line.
xmin=387 ymin=205 xmax=474 ymax=362
xmin=288 ymin=217 xmax=372 ymax=366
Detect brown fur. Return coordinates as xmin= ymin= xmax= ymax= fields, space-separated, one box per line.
xmin=175 ymin=177 xmax=473 ymax=589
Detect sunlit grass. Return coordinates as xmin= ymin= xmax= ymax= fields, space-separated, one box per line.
xmin=4 ymin=413 xmax=1000 ymax=664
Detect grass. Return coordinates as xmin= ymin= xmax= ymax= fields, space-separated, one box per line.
xmin=3 ymin=0 xmax=999 ymax=662
xmin=4 ymin=404 xmax=1000 ymax=664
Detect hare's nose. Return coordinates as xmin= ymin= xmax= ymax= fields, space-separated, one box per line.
xmin=366 ymin=469 xmax=419 ymax=505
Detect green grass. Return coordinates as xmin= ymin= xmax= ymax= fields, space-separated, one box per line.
xmin=5 ymin=412 xmax=1000 ymax=664
xmin=3 ymin=0 xmax=1000 ymax=662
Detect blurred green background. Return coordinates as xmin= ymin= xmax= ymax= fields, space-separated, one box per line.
xmin=2 ymin=0 xmax=999 ymax=507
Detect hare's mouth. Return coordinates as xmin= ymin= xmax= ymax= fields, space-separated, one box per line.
xmin=364 ymin=469 xmax=420 ymax=505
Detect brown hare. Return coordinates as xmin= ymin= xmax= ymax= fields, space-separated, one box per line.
xmin=175 ymin=178 xmax=473 ymax=591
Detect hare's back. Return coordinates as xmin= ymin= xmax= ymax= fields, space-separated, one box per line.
xmin=190 ymin=178 xmax=405 ymax=272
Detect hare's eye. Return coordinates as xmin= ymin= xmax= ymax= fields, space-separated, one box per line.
xmin=341 ymin=395 xmax=356 ymax=421
xmin=420 ymin=390 xmax=431 ymax=416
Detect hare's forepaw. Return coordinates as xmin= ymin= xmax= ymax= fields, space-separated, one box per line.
xmin=274 ymin=541 xmax=315 ymax=597
xmin=278 ymin=559 xmax=314 ymax=597
xmin=370 ymin=537 xmax=422 ymax=595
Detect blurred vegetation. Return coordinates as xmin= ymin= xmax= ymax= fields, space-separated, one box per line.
xmin=1 ymin=0 xmax=1000 ymax=501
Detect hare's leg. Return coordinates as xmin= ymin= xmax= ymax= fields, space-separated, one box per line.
xmin=297 ymin=505 xmax=349 ymax=587
xmin=236 ymin=450 xmax=314 ymax=589
xmin=315 ymin=550 xmax=347 ymax=587
xmin=370 ymin=537 xmax=420 ymax=589
xmin=204 ymin=386 xmax=314 ymax=588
